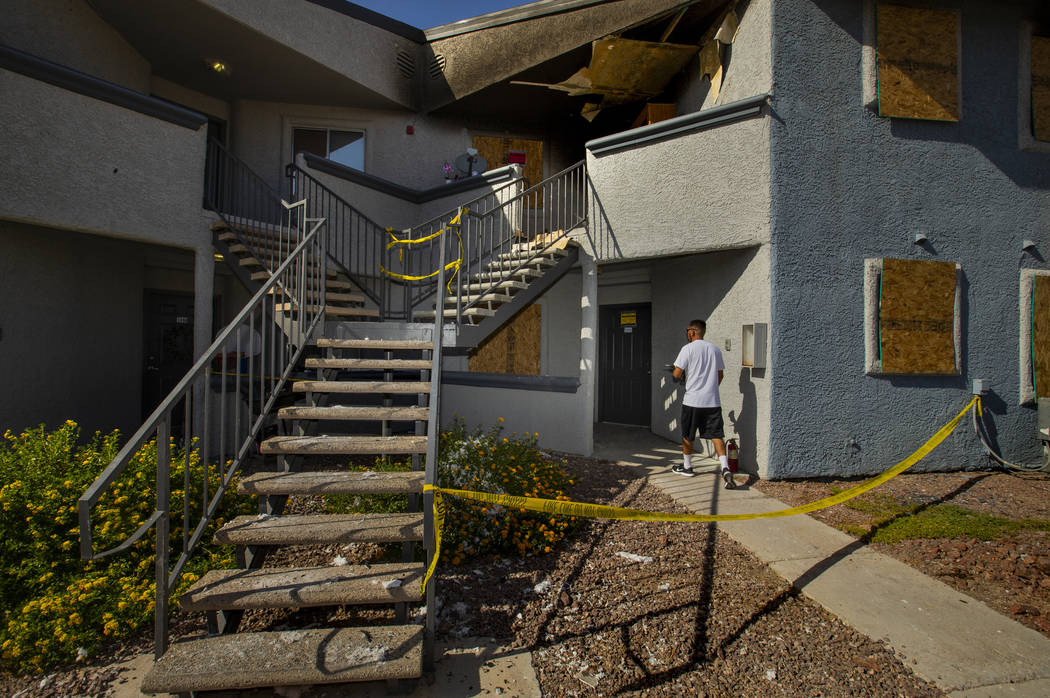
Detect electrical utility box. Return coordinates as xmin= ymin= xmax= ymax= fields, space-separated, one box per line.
xmin=742 ymin=323 xmax=768 ymax=369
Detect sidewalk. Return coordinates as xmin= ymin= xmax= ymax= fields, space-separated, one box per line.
xmin=593 ymin=424 xmax=1050 ymax=697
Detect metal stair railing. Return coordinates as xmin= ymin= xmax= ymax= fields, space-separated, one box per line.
xmin=407 ymin=161 xmax=587 ymax=324
xmin=206 ymin=139 xmax=302 ymax=280
xmin=286 ymin=163 xmax=525 ymax=321
xmin=78 ymin=199 xmax=328 ymax=659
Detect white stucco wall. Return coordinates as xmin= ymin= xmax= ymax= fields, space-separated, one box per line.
xmin=1 ymin=0 xmax=151 ymax=91
xmin=584 ymin=114 xmax=771 ymax=261
xmin=675 ymin=0 xmax=773 ymax=113
xmin=649 ymin=246 xmax=772 ymax=477
xmin=0 ymin=69 xmax=208 ymax=250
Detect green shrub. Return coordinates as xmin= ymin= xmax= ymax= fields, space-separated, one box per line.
xmin=0 ymin=421 xmax=251 ymax=672
xmin=436 ymin=417 xmax=577 ymax=565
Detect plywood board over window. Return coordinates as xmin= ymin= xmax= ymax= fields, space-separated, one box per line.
xmin=876 ymin=4 xmax=960 ymax=121
xmin=1032 ymin=36 xmax=1050 ymax=142
xmin=1032 ymin=275 xmax=1050 ymax=397
xmin=469 ymin=304 xmax=541 ymax=375
xmin=878 ymin=258 xmax=959 ymax=375
xmin=472 ymin=136 xmax=543 ymax=206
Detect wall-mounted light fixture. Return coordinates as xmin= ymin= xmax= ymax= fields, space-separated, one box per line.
xmin=1023 ymin=239 xmax=1037 ymax=252
xmin=913 ymin=232 xmax=928 ymax=245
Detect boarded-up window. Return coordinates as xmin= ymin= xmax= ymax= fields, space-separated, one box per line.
xmin=469 ymin=304 xmax=541 ymax=375
xmin=472 ymin=136 xmax=543 ymax=206
xmin=1032 ymin=275 xmax=1050 ymax=397
xmin=1033 ymin=36 xmax=1050 ymax=142
xmin=878 ymin=258 xmax=958 ymax=375
xmin=876 ymin=4 xmax=960 ymax=121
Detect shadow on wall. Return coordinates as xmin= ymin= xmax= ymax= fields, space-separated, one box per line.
xmin=728 ymin=366 xmax=760 ymax=474
xmin=584 ymin=174 xmax=623 ymax=260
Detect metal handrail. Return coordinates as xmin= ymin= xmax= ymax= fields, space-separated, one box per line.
xmin=79 ymin=199 xmax=328 ymax=658
xmin=206 ymin=139 xmax=302 ymax=282
xmin=287 ymin=162 xmax=526 ymax=321
xmin=432 ymin=161 xmax=587 ymax=323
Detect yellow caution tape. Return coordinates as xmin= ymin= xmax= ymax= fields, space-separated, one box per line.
xmin=380 ymin=211 xmax=465 ymax=291
xmin=420 ymin=396 xmax=979 ymax=593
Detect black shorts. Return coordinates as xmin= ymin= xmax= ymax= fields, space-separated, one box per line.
xmin=681 ymin=405 xmax=724 ymax=441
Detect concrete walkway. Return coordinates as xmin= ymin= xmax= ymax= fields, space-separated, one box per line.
xmin=592 ymin=424 xmax=1050 ymax=698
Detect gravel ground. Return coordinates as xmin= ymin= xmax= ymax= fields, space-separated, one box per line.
xmin=755 ymin=470 xmax=1050 ymax=638
xmin=2 ymin=457 xmax=952 ymax=697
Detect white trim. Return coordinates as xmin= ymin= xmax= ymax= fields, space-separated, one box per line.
xmin=864 ymin=258 xmax=963 ymax=376
xmin=1019 ymin=269 xmax=1050 ymax=405
xmin=1018 ymin=22 xmax=1050 ymax=153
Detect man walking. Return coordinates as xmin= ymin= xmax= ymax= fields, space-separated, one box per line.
xmin=672 ymin=319 xmax=734 ymax=488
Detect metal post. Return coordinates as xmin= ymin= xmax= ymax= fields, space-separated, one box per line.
xmin=154 ymin=416 xmax=171 ymax=659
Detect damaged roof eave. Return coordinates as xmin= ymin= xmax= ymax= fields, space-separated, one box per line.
xmin=420 ymin=0 xmax=703 ymax=113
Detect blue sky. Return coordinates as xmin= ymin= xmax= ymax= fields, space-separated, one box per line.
xmin=351 ymin=1 xmax=530 ymax=30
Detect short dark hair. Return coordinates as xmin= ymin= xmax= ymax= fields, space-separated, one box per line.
xmin=688 ymin=319 xmax=706 ymax=334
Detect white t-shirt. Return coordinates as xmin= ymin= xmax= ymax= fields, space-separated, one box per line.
xmin=673 ymin=339 xmax=724 ymax=408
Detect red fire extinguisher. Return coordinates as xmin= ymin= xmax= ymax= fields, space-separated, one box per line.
xmin=726 ymin=438 xmax=739 ymax=473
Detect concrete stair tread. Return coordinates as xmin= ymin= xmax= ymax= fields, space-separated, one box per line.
xmin=486 ymin=259 xmax=555 ymax=271
xmin=180 ymin=562 xmax=424 ymax=611
xmin=261 ymin=435 xmax=427 ymax=455
xmin=317 ymin=339 xmax=433 ymax=350
xmin=214 ymin=513 xmax=424 ymax=545
xmin=274 ymin=303 xmax=380 ymax=318
xmin=239 ymin=470 xmax=425 ymax=495
xmin=443 ymin=292 xmax=513 ymax=305
xmin=305 ymin=358 xmax=432 ymax=370
xmin=292 ymin=381 xmax=431 ymax=394
xmin=413 ymin=307 xmax=495 ymax=320
xmin=270 ymin=289 xmax=366 ymax=304
xmin=463 ymin=279 xmax=528 ymax=292
xmin=472 ymin=269 xmax=542 ymax=281
xmin=241 ymin=256 xmax=338 ymax=274
xmin=140 ymin=625 xmax=422 ymax=693
xmin=497 ymin=248 xmax=569 ymax=261
xmin=278 ymin=405 xmax=430 ymax=421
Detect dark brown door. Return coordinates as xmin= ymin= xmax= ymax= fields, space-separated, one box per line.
xmin=142 ymin=292 xmax=194 ymax=422
xmin=598 ymin=304 xmax=651 ymax=425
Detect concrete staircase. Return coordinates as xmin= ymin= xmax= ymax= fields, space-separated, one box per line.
xmin=213 ymin=219 xmax=381 ymax=322
xmin=414 ymin=235 xmax=580 ymax=349
xmin=141 ymin=328 xmax=435 ymax=694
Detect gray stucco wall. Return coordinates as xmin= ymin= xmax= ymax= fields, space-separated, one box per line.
xmin=0 ymin=69 xmax=208 ymax=250
xmin=1 ymin=0 xmax=150 ymax=91
xmin=648 ymin=247 xmax=772 ymax=477
xmin=233 ymin=100 xmax=481 ymax=194
xmin=767 ymin=0 xmax=1050 ymax=477
xmin=0 ymin=221 xmax=195 ymax=438
xmin=202 ymin=0 xmax=417 ymax=109
xmin=584 ymin=113 xmax=771 ymax=261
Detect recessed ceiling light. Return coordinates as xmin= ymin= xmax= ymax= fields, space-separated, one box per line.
xmin=209 ymin=61 xmax=228 ymax=74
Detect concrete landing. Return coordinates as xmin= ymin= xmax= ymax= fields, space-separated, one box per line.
xmin=592 ymin=423 xmax=1050 ymax=697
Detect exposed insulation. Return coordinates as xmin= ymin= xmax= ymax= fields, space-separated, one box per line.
xmin=876 ymin=4 xmax=959 ymax=121
xmin=469 ymin=303 xmax=541 ymax=375
xmin=1033 ymin=275 xmax=1050 ymax=397
xmin=473 ymin=136 xmax=543 ymax=207
xmin=632 ymin=103 xmax=676 ymax=128
xmin=1033 ymin=36 xmax=1050 ymax=142
xmin=879 ymin=258 xmax=957 ymax=374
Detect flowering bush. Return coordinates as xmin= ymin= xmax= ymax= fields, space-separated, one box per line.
xmin=0 ymin=421 xmax=251 ymax=672
xmin=437 ymin=417 xmax=577 ymax=565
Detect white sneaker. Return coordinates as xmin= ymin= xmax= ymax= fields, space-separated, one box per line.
xmin=722 ymin=469 xmax=735 ymax=489
xmin=672 ymin=464 xmax=697 ymax=477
